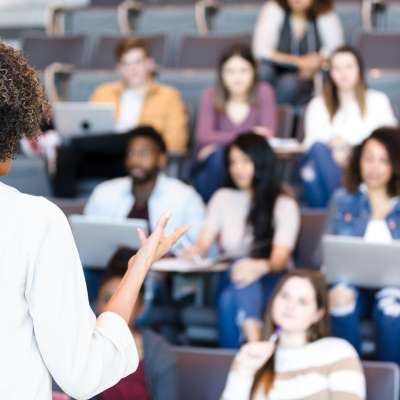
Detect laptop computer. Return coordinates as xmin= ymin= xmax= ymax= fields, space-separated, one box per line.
xmin=69 ymin=215 xmax=148 ymax=269
xmin=322 ymin=234 xmax=400 ymax=288
xmin=53 ymin=102 xmax=116 ymax=138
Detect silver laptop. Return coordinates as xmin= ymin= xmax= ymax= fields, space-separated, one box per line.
xmin=53 ymin=102 xmax=116 ymax=137
xmin=322 ymin=235 xmax=400 ymax=288
xmin=69 ymin=215 xmax=148 ymax=269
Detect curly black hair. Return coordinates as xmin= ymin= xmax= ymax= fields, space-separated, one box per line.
xmin=0 ymin=41 xmax=50 ymax=161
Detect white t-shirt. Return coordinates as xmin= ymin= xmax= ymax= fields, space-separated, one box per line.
xmin=203 ymin=188 xmax=300 ymax=256
xmin=115 ymin=88 xmax=145 ymax=133
xmin=304 ymin=89 xmax=397 ymax=149
xmin=0 ymin=182 xmax=137 ymax=399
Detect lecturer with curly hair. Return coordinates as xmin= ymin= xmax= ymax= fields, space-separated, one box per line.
xmin=0 ymin=42 xmax=187 ymax=400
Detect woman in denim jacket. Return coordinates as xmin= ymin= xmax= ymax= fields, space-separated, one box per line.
xmin=324 ymin=127 xmax=400 ymax=363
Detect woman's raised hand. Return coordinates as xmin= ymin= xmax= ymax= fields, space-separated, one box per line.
xmin=129 ymin=212 xmax=190 ymax=270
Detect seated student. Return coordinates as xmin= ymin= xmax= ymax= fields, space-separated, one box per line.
xmin=193 ymin=44 xmax=277 ymax=201
xmin=97 ymin=248 xmax=178 ymax=400
xmin=90 ymin=37 xmax=187 ymax=154
xmin=253 ymin=0 xmax=344 ymax=105
xmin=221 ymin=270 xmax=366 ymax=400
xmin=53 ymin=38 xmax=188 ymax=197
xmin=83 ymin=126 xmax=205 ymax=302
xmin=323 ymin=127 xmax=400 ymax=364
xmin=301 ymin=46 xmax=397 ymax=208
xmin=185 ymin=132 xmax=300 ymax=348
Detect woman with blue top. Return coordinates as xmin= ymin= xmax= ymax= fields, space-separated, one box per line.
xmin=324 ymin=127 xmax=400 ymax=363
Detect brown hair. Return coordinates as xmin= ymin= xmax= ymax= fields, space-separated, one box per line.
xmin=115 ymin=37 xmax=150 ymax=62
xmin=250 ymin=270 xmax=330 ymax=398
xmin=214 ymin=44 xmax=258 ymax=113
xmin=344 ymin=127 xmax=400 ymax=196
xmin=275 ymin=0 xmax=334 ymax=17
xmin=323 ymin=46 xmax=366 ymax=121
xmin=0 ymin=41 xmax=50 ymax=162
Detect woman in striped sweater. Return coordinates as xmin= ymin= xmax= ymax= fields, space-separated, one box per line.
xmin=221 ymin=270 xmax=366 ymax=400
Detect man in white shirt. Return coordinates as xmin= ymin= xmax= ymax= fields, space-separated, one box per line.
xmin=84 ymin=126 xmax=205 ymax=304
xmin=85 ymin=125 xmax=204 ymax=241
xmin=0 ymin=40 xmax=186 ymax=400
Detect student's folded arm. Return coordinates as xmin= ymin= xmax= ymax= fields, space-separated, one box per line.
xmin=26 ymin=203 xmax=138 ymax=400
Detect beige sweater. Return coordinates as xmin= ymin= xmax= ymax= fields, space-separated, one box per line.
xmin=221 ymin=337 xmax=366 ymax=400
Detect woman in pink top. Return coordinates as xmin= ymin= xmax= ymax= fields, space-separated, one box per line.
xmin=192 ymin=44 xmax=277 ymax=201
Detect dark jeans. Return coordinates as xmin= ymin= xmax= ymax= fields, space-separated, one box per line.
xmin=331 ymin=286 xmax=400 ymax=363
xmin=53 ymin=133 xmax=131 ymax=197
xmin=218 ymin=268 xmax=285 ymax=348
xmin=259 ymin=60 xmax=314 ymax=106
xmin=191 ymin=148 xmax=226 ymax=203
xmin=300 ymin=142 xmax=342 ymax=208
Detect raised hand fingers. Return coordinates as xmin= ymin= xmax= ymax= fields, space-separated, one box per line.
xmin=168 ymin=225 xmax=190 ymax=245
xmin=137 ymin=228 xmax=147 ymax=245
xmin=154 ymin=211 xmax=172 ymax=235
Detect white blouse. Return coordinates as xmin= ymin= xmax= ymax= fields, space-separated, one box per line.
xmin=304 ymin=89 xmax=398 ymax=149
xmin=0 ymin=182 xmax=138 ymax=399
xmin=253 ymin=1 xmax=344 ymax=60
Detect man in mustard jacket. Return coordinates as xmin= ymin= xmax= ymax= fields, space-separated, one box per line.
xmin=90 ymin=37 xmax=188 ymax=155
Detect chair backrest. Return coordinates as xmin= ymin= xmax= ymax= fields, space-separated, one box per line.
xmin=174 ymin=347 xmax=235 ymax=400
xmin=174 ymin=347 xmax=400 ymax=400
xmin=358 ymin=32 xmax=400 ymax=69
xmin=204 ymin=2 xmax=262 ymax=34
xmin=367 ymin=69 xmax=400 ymax=120
xmin=127 ymin=4 xmax=200 ymax=66
xmin=0 ymin=156 xmax=52 ymax=197
xmin=63 ymin=70 xmax=120 ymax=101
xmin=158 ymin=68 xmax=216 ymax=148
xmin=277 ymin=105 xmax=295 ymax=138
xmin=335 ymin=0 xmax=363 ymax=45
xmin=294 ymin=209 xmax=326 ymax=269
xmin=178 ymin=33 xmax=251 ymax=69
xmin=89 ymin=34 xmax=166 ymax=69
xmin=22 ymin=34 xmax=86 ymax=70
xmin=363 ymin=361 xmax=400 ymax=400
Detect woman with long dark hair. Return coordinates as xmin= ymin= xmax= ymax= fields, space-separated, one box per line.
xmin=186 ymin=132 xmax=300 ymax=347
xmin=325 ymin=127 xmax=400 ymax=364
xmin=193 ymin=44 xmax=277 ymax=202
xmin=221 ymin=270 xmax=365 ymax=399
xmin=301 ymin=46 xmax=397 ymax=207
xmin=253 ymin=0 xmax=344 ymax=105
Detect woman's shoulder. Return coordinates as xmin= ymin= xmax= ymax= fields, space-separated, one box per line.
xmin=201 ymin=87 xmax=216 ymax=100
xmin=261 ymin=0 xmax=285 ymax=18
xmin=210 ymin=188 xmax=240 ymax=203
xmin=306 ymin=95 xmax=327 ymax=113
xmin=331 ymin=188 xmax=361 ymax=207
xmin=275 ymin=193 xmax=298 ymax=209
xmin=3 ymin=185 xmax=66 ymax=225
xmin=366 ymin=89 xmax=391 ymax=105
xmin=309 ymin=337 xmax=361 ymax=366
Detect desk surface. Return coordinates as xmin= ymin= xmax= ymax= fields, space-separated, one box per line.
xmin=152 ymin=257 xmax=228 ymax=273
